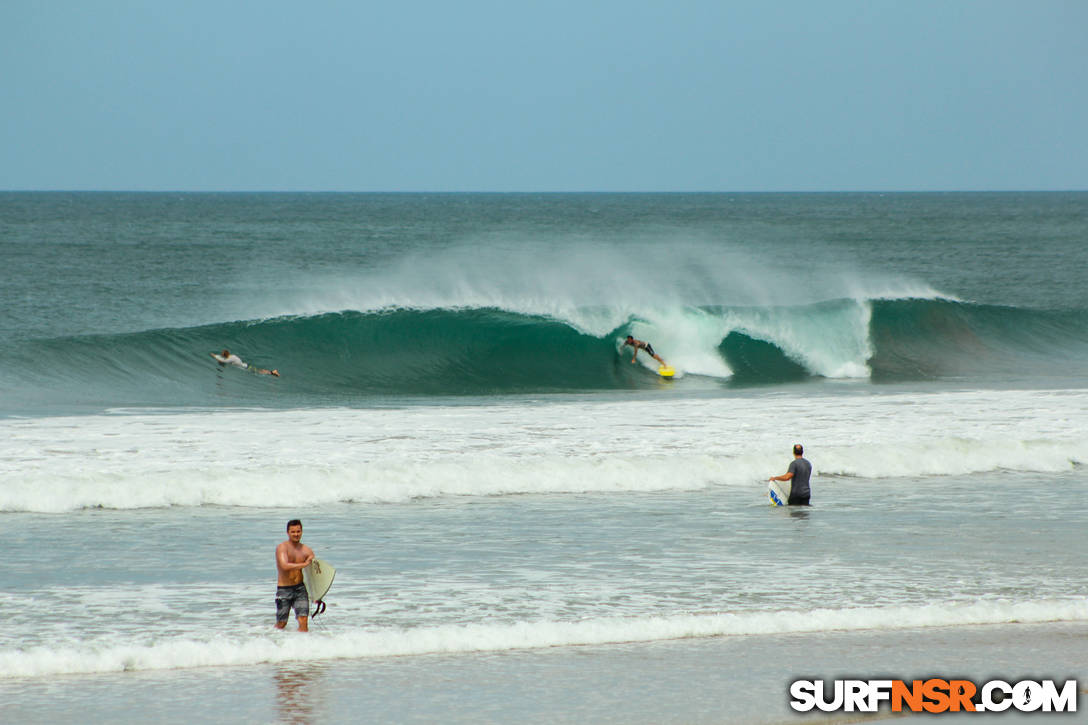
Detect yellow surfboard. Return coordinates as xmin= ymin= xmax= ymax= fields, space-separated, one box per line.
xmin=658 ymin=365 xmax=675 ymax=378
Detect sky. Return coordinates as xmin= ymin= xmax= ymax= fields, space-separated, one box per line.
xmin=2 ymin=1 xmax=1086 ymax=192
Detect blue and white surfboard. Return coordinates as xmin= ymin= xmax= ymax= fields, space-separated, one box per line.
xmin=768 ymin=480 xmax=791 ymax=506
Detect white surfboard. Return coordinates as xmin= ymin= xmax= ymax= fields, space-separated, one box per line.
xmin=302 ymin=558 xmax=336 ymax=602
xmin=768 ymin=480 xmax=791 ymax=507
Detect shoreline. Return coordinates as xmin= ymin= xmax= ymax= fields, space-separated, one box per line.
xmin=6 ymin=620 xmax=1085 ymax=724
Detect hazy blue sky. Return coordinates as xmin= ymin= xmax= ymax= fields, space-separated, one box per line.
xmin=2 ymin=1 xmax=1085 ymax=191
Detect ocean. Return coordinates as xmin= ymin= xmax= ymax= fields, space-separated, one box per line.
xmin=1 ymin=192 xmax=1086 ymax=723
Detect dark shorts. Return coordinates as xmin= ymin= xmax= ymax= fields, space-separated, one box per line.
xmin=788 ymin=494 xmax=811 ymax=506
xmin=276 ymin=583 xmax=309 ymax=621
xmin=645 ymin=343 xmax=656 ymax=357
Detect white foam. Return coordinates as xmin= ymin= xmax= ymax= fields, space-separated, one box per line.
xmin=2 ymin=598 xmax=1084 ymax=679
xmin=218 ymin=233 xmax=961 ymax=384
xmin=1 ymin=389 xmax=1085 ymax=512
xmin=252 ymin=235 xmax=947 ymax=330
xmin=623 ymin=306 xmax=735 ymax=378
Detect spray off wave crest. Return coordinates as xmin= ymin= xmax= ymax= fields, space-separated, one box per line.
xmin=2 ymin=296 xmax=1088 ymax=410
xmin=7 ymin=233 xmax=1086 ymax=405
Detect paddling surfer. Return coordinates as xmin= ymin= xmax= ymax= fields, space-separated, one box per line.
xmin=210 ymin=349 xmax=279 ymax=376
xmin=623 ymin=335 xmax=667 ymax=365
xmin=275 ymin=519 xmax=315 ymax=631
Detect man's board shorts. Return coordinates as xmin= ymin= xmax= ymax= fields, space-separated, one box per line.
xmin=645 ymin=343 xmax=656 ymax=357
xmin=276 ymin=583 xmax=309 ymax=621
xmin=788 ymin=494 xmax=811 ymax=506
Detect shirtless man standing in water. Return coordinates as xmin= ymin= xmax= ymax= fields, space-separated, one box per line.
xmin=275 ymin=519 xmax=315 ymax=631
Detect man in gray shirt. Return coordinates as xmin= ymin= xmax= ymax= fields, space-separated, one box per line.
xmin=769 ymin=443 xmax=812 ymax=505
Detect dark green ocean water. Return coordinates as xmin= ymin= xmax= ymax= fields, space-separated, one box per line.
xmin=2 ymin=192 xmax=1087 ymax=412
xmin=3 ymin=192 xmax=1087 ymax=722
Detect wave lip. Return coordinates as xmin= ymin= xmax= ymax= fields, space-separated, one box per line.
xmin=1 ymin=298 xmax=1087 ymax=410
xmin=2 ymin=599 xmax=1084 ymax=679
xmin=868 ymin=298 xmax=1088 ymax=381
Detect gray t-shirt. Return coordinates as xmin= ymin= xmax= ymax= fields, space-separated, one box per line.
xmin=788 ymin=457 xmax=812 ymax=499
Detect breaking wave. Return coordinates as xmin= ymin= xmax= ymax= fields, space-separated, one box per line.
xmin=1 ymin=298 xmax=1086 ymax=410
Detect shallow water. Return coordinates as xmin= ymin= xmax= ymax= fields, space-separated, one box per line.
xmin=2 ymin=193 xmax=1086 ymax=722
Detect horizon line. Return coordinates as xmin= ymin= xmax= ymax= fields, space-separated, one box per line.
xmin=2 ymin=188 xmax=1087 ymax=194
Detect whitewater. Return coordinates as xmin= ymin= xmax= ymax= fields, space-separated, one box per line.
xmin=2 ymin=192 xmax=1087 ymax=724
xmin=2 ymin=389 xmax=1085 ymax=513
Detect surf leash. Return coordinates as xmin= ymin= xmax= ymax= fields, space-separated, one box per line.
xmin=311 ymin=599 xmax=327 ymax=618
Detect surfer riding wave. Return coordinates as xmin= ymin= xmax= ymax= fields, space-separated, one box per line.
xmin=623 ymin=336 xmax=667 ymax=366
